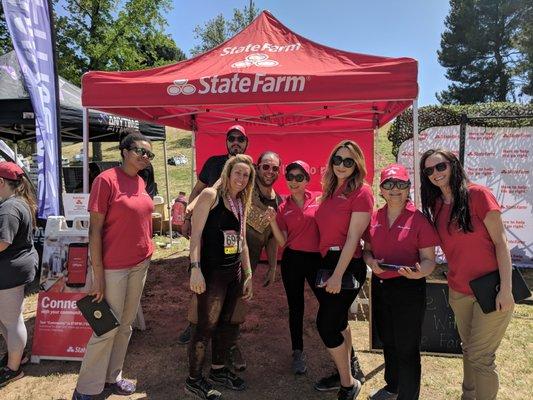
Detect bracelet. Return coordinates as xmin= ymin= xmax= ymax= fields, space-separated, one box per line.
xmin=188 ymin=261 xmax=201 ymax=273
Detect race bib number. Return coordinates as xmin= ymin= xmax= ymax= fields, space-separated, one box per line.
xmin=223 ymin=230 xmax=240 ymax=254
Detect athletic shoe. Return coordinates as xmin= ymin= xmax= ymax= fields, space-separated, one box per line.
xmin=104 ymin=379 xmax=136 ymax=395
xmin=0 ymin=366 xmax=23 ymax=387
xmin=351 ymin=353 xmax=366 ymax=384
xmin=0 ymin=352 xmax=29 ymax=369
xmin=292 ymin=350 xmax=307 ymax=375
xmin=185 ymin=377 xmax=222 ymax=400
xmin=229 ymin=345 xmax=246 ymax=371
xmin=314 ymin=371 xmax=341 ymax=392
xmin=208 ymin=367 xmax=246 ymax=391
xmin=338 ymin=380 xmax=362 ymax=400
xmin=178 ymin=323 xmax=192 ymax=345
xmin=71 ymin=390 xmax=94 ymax=400
xmin=368 ymin=387 xmax=398 ymax=400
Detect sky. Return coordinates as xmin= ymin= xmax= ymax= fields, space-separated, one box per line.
xmin=167 ymin=0 xmax=451 ymax=106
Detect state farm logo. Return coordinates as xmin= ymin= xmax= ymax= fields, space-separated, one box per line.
xmin=167 ymin=79 xmax=196 ymax=96
xmin=231 ymin=53 xmax=279 ymax=68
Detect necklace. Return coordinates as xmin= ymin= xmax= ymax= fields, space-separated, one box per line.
xmin=226 ymin=194 xmax=244 ymax=237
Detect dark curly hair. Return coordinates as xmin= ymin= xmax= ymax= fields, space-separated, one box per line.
xmin=419 ymin=148 xmax=473 ymax=233
xmin=118 ymin=133 xmax=151 ymax=159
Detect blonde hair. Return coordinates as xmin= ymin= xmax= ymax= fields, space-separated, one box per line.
xmin=218 ymin=154 xmax=255 ymax=214
xmin=322 ymin=140 xmax=367 ymax=199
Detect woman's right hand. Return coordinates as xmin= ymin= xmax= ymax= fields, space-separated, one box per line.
xmin=89 ymin=274 xmax=105 ymax=303
xmin=190 ymin=268 xmax=206 ymax=294
xmin=367 ymin=258 xmax=385 ymax=274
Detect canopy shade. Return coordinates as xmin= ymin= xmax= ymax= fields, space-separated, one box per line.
xmin=82 ymin=11 xmax=418 ymax=134
xmin=0 ymin=52 xmax=165 ymax=142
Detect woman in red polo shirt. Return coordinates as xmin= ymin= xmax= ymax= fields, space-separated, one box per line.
xmin=313 ymin=140 xmax=374 ymax=400
xmin=363 ymin=164 xmax=439 ymax=400
xmin=266 ymin=160 xmax=320 ymax=375
xmin=420 ymin=148 xmax=514 ymax=400
xmin=72 ymin=133 xmax=155 ymax=400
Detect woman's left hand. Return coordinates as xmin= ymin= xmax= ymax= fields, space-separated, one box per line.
xmin=325 ymin=273 xmax=342 ymax=294
xmin=263 ymin=266 xmax=276 ymax=287
xmin=398 ymin=263 xmax=426 ymax=279
xmin=495 ymin=289 xmax=514 ymax=312
xmin=242 ymin=276 xmax=253 ymax=300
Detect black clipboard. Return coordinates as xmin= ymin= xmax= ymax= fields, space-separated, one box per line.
xmin=76 ymin=295 xmax=120 ymax=336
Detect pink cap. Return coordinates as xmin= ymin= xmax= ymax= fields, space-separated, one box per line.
xmin=380 ymin=163 xmax=410 ymax=184
xmin=0 ymin=161 xmax=24 ymax=181
xmin=226 ymin=125 xmax=247 ymax=137
xmin=286 ymin=160 xmax=310 ymax=179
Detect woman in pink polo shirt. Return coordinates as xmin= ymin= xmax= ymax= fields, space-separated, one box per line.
xmin=266 ymin=160 xmax=320 ymax=375
xmin=363 ymin=164 xmax=439 ymax=400
xmin=420 ymin=148 xmax=514 ymax=400
xmin=72 ymin=133 xmax=155 ymax=400
xmin=313 ymin=140 xmax=374 ymax=400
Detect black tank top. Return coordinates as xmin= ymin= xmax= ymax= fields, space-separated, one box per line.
xmin=201 ymin=197 xmax=241 ymax=270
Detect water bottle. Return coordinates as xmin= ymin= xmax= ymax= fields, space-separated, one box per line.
xmin=171 ymin=191 xmax=187 ymax=227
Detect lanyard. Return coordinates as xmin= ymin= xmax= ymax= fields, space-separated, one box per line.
xmin=226 ymin=194 xmax=244 ymax=238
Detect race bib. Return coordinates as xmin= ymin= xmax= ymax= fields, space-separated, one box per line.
xmin=223 ymin=230 xmax=240 ymax=254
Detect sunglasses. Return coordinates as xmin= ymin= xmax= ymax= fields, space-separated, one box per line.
xmin=129 ymin=147 xmax=155 ymax=160
xmin=381 ymin=180 xmax=410 ymax=190
xmin=285 ymin=173 xmax=306 ymax=182
xmin=227 ymin=135 xmax=246 ymax=143
xmin=331 ymin=155 xmax=355 ymax=168
xmin=259 ymin=164 xmax=280 ymax=172
xmin=423 ymin=161 xmax=449 ymax=177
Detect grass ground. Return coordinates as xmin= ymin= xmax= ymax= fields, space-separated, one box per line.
xmin=2 ymin=128 xmax=531 ymax=399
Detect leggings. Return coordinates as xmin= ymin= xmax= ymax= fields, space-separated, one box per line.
xmin=188 ymin=267 xmax=242 ymax=378
xmin=0 ymin=285 xmax=27 ymax=359
xmin=280 ymin=247 xmax=320 ymax=351
xmin=315 ymin=253 xmax=366 ymax=348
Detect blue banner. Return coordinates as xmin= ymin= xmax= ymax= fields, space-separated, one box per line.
xmin=2 ymin=0 xmax=61 ymax=217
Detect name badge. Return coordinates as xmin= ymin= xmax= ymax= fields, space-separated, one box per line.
xmin=223 ymin=230 xmax=240 ymax=254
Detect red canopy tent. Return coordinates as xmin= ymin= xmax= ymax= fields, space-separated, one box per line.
xmin=81 ymin=11 xmax=419 ymax=196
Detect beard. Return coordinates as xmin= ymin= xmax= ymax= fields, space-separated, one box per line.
xmin=256 ymin=173 xmax=277 ymax=188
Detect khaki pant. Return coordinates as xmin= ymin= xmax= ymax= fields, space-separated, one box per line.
xmin=76 ymin=259 xmax=150 ymax=395
xmin=0 ymin=285 xmax=26 ymax=359
xmin=449 ymin=289 xmax=513 ymax=400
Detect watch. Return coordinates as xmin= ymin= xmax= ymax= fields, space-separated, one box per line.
xmin=188 ymin=261 xmax=201 ymax=273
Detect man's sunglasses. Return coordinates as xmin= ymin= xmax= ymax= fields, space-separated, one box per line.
xmin=381 ymin=180 xmax=410 ymax=190
xmin=285 ymin=173 xmax=306 ymax=182
xmin=130 ymin=147 xmax=155 ymax=160
xmin=423 ymin=161 xmax=449 ymax=177
xmin=227 ymin=135 xmax=247 ymax=143
xmin=331 ymin=155 xmax=355 ymax=168
xmin=259 ymin=164 xmax=280 ymax=172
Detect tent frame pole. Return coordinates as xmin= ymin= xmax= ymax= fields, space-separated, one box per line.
xmin=163 ymin=134 xmax=173 ymax=245
xmin=191 ymin=129 xmax=197 ymax=193
xmin=412 ymin=99 xmax=420 ymax=207
xmin=83 ymin=107 xmax=89 ymax=193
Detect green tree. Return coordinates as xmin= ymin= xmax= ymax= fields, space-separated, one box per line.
xmin=437 ymin=0 xmax=526 ymax=104
xmin=514 ymin=3 xmax=533 ymax=99
xmin=0 ymin=3 xmax=13 ymax=54
xmin=191 ymin=0 xmax=260 ymax=56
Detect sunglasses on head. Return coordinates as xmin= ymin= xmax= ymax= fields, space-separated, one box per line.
xmin=227 ymin=135 xmax=246 ymax=143
xmin=381 ymin=179 xmax=410 ymax=190
xmin=331 ymin=155 xmax=355 ymax=168
xmin=129 ymin=147 xmax=155 ymax=160
xmin=259 ymin=164 xmax=280 ymax=172
xmin=285 ymin=173 xmax=306 ymax=182
xmin=423 ymin=161 xmax=449 ymax=177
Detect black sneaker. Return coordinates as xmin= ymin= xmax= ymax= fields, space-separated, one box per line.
xmin=351 ymin=354 xmax=366 ymax=384
xmin=338 ymin=381 xmax=362 ymax=400
xmin=185 ymin=377 xmax=221 ymax=400
xmin=228 ymin=345 xmax=246 ymax=371
xmin=178 ymin=324 xmax=192 ymax=345
xmin=314 ymin=371 xmax=340 ymax=392
xmin=0 ymin=366 xmax=24 ymax=387
xmin=208 ymin=367 xmax=246 ymax=391
xmin=0 ymin=352 xmax=29 ymax=369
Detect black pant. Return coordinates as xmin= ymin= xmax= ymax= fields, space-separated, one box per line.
xmin=372 ymin=275 xmax=426 ymax=400
xmin=315 ymin=253 xmax=366 ymax=348
xmin=188 ymin=267 xmax=242 ymax=378
xmin=280 ymin=247 xmax=320 ymax=351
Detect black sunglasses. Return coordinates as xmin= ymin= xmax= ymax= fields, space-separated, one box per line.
xmin=259 ymin=164 xmax=280 ymax=172
xmin=423 ymin=161 xmax=449 ymax=177
xmin=286 ymin=173 xmax=306 ymax=182
xmin=227 ymin=135 xmax=246 ymax=143
xmin=331 ymin=155 xmax=355 ymax=168
xmin=129 ymin=147 xmax=155 ymax=160
xmin=381 ymin=180 xmax=410 ymax=190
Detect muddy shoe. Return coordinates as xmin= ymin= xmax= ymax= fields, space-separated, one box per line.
xmin=178 ymin=324 xmax=192 ymax=345
xmin=71 ymin=390 xmax=94 ymax=400
xmin=0 ymin=366 xmax=23 ymax=387
xmin=337 ymin=380 xmax=362 ymax=400
xmin=314 ymin=371 xmax=340 ymax=392
xmin=229 ymin=345 xmax=246 ymax=371
xmin=368 ymin=387 xmax=398 ymax=400
xmin=104 ymin=379 xmax=136 ymax=396
xmin=292 ymin=350 xmax=307 ymax=375
xmin=351 ymin=353 xmax=366 ymax=384
xmin=185 ymin=377 xmax=221 ymax=400
xmin=209 ymin=367 xmax=246 ymax=391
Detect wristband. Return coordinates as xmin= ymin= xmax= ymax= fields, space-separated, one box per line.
xmin=188 ymin=261 xmax=201 ymax=273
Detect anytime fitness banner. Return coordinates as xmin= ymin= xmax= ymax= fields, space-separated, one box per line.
xmin=195 ymin=131 xmax=375 ymax=194
xmin=398 ymin=126 xmax=532 ymax=268
xmin=2 ymin=0 xmax=61 ymax=217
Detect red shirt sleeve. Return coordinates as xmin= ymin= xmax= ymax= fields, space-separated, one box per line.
xmin=88 ymin=175 xmax=112 ymax=214
xmin=350 ymin=184 xmax=374 ymax=213
xmin=470 ymin=185 xmax=501 ymax=221
xmin=416 ymin=212 xmax=440 ymax=249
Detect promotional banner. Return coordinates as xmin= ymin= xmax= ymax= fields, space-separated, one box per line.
xmin=398 ymin=126 xmax=532 ymax=268
xmin=2 ymin=0 xmax=61 ymax=218
xmin=196 ymin=131 xmax=375 ymax=194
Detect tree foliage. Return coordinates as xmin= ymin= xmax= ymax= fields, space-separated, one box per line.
xmin=190 ymin=1 xmax=260 ymax=56
xmin=0 ymin=3 xmax=13 ymax=54
xmin=437 ymin=0 xmax=531 ymax=104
